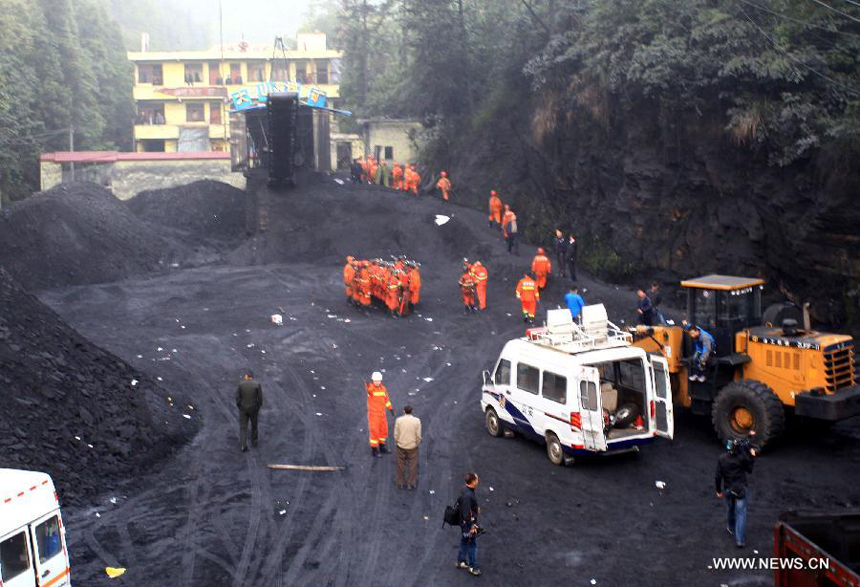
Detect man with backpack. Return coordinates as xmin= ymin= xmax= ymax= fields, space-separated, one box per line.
xmin=456 ymin=473 xmax=482 ymax=576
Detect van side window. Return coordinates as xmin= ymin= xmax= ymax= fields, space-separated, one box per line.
xmin=579 ymin=380 xmax=597 ymax=411
xmin=516 ymin=363 xmax=540 ymax=394
xmin=542 ymin=371 xmax=567 ymax=404
xmin=494 ymin=359 xmax=511 ymax=385
xmin=0 ymin=530 xmax=31 ymax=581
xmin=34 ymin=515 xmax=62 ymax=563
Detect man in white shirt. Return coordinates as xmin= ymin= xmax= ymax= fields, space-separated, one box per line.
xmin=394 ymin=405 xmax=422 ymax=490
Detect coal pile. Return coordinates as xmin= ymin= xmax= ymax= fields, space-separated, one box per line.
xmin=0 ymin=182 xmax=178 ymax=291
xmin=0 ymin=269 xmax=195 ymax=505
xmin=128 ymin=180 xmax=246 ymax=240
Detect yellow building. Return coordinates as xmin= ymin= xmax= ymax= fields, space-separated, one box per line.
xmin=128 ymin=32 xmax=342 ymax=153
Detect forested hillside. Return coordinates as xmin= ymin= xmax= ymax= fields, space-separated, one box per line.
xmin=335 ymin=0 xmax=860 ymax=326
xmin=0 ymin=0 xmax=133 ymax=203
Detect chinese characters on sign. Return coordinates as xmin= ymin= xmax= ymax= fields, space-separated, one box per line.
xmin=230 ymin=81 xmax=326 ymax=111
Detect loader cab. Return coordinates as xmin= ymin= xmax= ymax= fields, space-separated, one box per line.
xmin=682 ymin=275 xmax=764 ymax=357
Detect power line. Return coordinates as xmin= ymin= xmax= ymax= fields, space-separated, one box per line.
xmin=738 ymin=0 xmax=860 ymax=39
xmin=0 ymin=128 xmax=69 ymax=146
xmin=840 ymin=0 xmax=860 ymax=8
xmin=739 ymin=5 xmax=860 ymax=97
xmin=808 ymin=0 xmax=860 ymax=25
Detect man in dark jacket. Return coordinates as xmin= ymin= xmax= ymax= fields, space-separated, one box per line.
xmin=565 ymin=235 xmax=578 ymax=281
xmin=350 ymin=159 xmax=362 ymax=183
xmin=553 ymin=229 xmax=567 ymax=277
xmin=236 ymin=369 xmax=263 ymax=452
xmin=636 ymin=289 xmax=654 ymax=326
xmin=456 ymin=472 xmax=481 ymax=576
xmin=715 ymin=435 xmax=757 ymax=548
xmin=650 ymin=282 xmax=665 ymax=324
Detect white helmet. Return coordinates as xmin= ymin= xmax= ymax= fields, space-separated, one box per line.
xmin=371 ymin=371 xmax=383 ymax=382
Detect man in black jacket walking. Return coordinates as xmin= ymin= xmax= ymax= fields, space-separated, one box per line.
xmin=715 ymin=435 xmax=757 ymax=548
xmin=565 ymin=234 xmax=578 ymax=281
xmin=456 ymin=472 xmax=482 ymax=576
xmin=553 ymin=229 xmax=567 ymax=278
xmin=236 ymin=369 xmax=263 ymax=452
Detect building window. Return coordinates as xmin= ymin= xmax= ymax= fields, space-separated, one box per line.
xmin=209 ymin=61 xmax=222 ymax=85
xmin=384 ymin=146 xmax=394 ymax=160
xmin=138 ymin=63 xmax=163 ymax=85
xmin=248 ymin=62 xmax=265 ymax=82
xmin=295 ymin=61 xmax=308 ymax=84
xmin=137 ymin=103 xmax=165 ymax=125
xmin=272 ymin=61 xmax=288 ymax=82
xmin=316 ymin=60 xmax=328 ymax=84
xmin=210 ymin=102 xmax=221 ymax=125
xmin=186 ymin=103 xmax=205 ymax=122
xmin=227 ymin=63 xmax=242 ymax=84
xmin=140 ymin=139 xmax=165 ymax=152
xmin=184 ymin=63 xmax=202 ymax=84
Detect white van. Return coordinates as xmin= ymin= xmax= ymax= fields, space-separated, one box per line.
xmin=0 ymin=469 xmax=70 ymax=587
xmin=480 ymin=306 xmax=674 ymax=464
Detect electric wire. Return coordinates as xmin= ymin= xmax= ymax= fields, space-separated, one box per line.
xmin=808 ymin=0 xmax=860 ymax=25
xmin=738 ymin=0 xmax=860 ymax=39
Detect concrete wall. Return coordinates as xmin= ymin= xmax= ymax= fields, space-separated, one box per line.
xmin=40 ymin=158 xmax=245 ymax=200
xmin=364 ymin=121 xmax=423 ymax=164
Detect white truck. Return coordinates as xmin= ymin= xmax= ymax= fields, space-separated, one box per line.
xmin=480 ymin=305 xmax=674 ymax=464
xmin=0 ymin=469 xmax=70 ymax=587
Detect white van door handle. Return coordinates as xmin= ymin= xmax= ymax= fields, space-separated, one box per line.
xmin=42 ymin=569 xmax=51 ymax=578
xmin=505 ymin=391 xmax=511 ymax=396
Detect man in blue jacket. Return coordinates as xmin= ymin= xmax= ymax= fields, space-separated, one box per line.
xmin=456 ymin=473 xmax=482 ymax=576
xmin=688 ymin=325 xmax=715 ymax=382
xmin=565 ymin=286 xmax=585 ymax=322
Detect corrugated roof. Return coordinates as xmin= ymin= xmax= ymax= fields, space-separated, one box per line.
xmin=680 ymin=275 xmax=765 ymax=290
xmin=41 ymin=151 xmax=231 ymax=163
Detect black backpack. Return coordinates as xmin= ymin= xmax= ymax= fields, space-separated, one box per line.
xmin=443 ymin=497 xmax=461 ymax=528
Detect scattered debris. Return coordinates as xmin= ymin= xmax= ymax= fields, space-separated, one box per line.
xmin=271 ymin=314 xmax=283 ymax=326
xmin=434 ymin=214 xmax=451 ymax=226
xmin=268 ymin=464 xmax=345 ymax=472
xmin=105 ymin=566 xmax=126 ymax=578
xmin=655 ymin=481 xmax=666 ymax=490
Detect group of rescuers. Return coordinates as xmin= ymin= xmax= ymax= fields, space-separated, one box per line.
xmin=343 ymin=256 xmax=421 ymax=317
xmin=351 ymin=156 xmax=423 ymax=195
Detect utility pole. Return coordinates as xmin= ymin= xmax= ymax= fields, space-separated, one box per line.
xmin=68 ymin=124 xmax=75 ymax=182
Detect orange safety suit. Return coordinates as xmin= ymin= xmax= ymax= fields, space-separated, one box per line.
xmin=343 ymin=258 xmax=356 ymax=300
xmin=408 ymin=267 xmax=421 ymax=305
xmin=385 ymin=270 xmax=402 ymax=314
xmin=459 ymin=270 xmax=476 ymax=309
xmin=471 ymin=263 xmax=488 ymax=310
xmin=357 ymin=264 xmax=372 ymax=306
xmin=531 ymin=254 xmax=552 ymax=290
xmin=502 ymin=209 xmax=516 ymax=238
xmin=365 ymin=382 xmax=393 ymax=447
xmin=489 ymin=194 xmax=502 ymax=225
xmin=516 ymin=275 xmax=539 ymax=320
xmin=436 ymin=176 xmax=452 ymax=201
xmin=409 ymin=168 xmax=421 ymax=195
xmin=368 ymin=158 xmax=378 ymax=184
xmin=359 ymin=158 xmax=368 ymax=182
xmin=392 ymin=164 xmax=404 ymax=190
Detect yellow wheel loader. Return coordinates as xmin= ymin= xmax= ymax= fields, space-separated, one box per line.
xmin=632 ymin=275 xmax=860 ymax=448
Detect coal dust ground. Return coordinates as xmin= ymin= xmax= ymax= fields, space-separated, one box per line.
xmin=31 ymin=176 xmax=860 ymax=586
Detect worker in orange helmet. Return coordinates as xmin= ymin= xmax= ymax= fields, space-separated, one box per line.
xmin=409 ymin=165 xmax=421 ymax=195
xmin=488 ymin=190 xmax=502 ymax=228
xmin=357 ymin=261 xmax=372 ymax=307
xmin=407 ymin=262 xmax=421 ymax=308
xmin=367 ymin=157 xmax=378 ymax=185
xmin=516 ymin=272 xmax=539 ymax=323
xmin=385 ymin=267 xmax=402 ymax=317
xmin=344 ymin=256 xmax=356 ymax=305
xmin=366 ymin=371 xmax=395 ymax=457
xmin=470 ymin=260 xmax=488 ymax=310
xmin=358 ymin=157 xmax=368 ymax=183
xmin=531 ymin=247 xmax=552 ymax=291
xmin=459 ymin=259 xmax=477 ymax=314
xmin=392 ymin=163 xmax=404 ymax=190
xmin=436 ymin=171 xmax=452 ymax=202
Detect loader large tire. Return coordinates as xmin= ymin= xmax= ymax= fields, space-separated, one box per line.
xmin=712 ymin=380 xmax=785 ymax=449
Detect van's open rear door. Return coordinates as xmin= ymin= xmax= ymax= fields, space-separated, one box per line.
xmin=28 ymin=510 xmax=69 ymax=587
xmin=577 ymin=366 xmax=607 ymax=451
xmin=651 ymin=357 xmax=674 ymax=439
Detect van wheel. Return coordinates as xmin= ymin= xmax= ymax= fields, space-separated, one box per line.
xmin=546 ymin=433 xmax=565 ymax=466
xmin=486 ymin=408 xmax=504 ymax=438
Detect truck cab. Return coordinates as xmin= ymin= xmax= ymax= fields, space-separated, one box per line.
xmin=480 ymin=305 xmax=673 ymax=465
xmin=0 ymin=469 xmax=70 ymax=587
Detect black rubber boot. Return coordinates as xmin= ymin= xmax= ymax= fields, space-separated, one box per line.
xmin=379 ymin=443 xmax=389 ymax=454
xmin=372 ymin=447 xmax=379 ymax=457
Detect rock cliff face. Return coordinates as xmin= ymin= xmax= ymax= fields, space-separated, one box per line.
xmin=443 ymin=98 xmax=860 ymax=328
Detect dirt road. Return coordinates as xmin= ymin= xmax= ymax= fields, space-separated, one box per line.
xmin=41 ymin=177 xmax=860 ymax=585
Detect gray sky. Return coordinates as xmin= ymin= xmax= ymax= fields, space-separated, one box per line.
xmin=216 ymin=0 xmax=314 ymax=44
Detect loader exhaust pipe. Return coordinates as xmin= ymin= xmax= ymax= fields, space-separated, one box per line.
xmin=803 ymin=302 xmax=811 ymax=331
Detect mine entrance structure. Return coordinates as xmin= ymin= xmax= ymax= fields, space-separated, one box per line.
xmin=481 ymin=306 xmax=674 ymax=466
xmin=631 ymin=275 xmax=860 ymax=449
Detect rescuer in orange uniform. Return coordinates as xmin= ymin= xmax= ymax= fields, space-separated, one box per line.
xmin=357 ymin=261 xmax=372 ymax=307
xmin=366 ymin=371 xmax=395 ymax=457
xmin=344 ymin=256 xmax=356 ymax=305
xmin=470 ymin=261 xmax=488 ymax=310
xmin=385 ymin=268 xmax=403 ymax=317
xmin=488 ymin=190 xmax=502 ymax=228
xmin=367 ymin=157 xmax=378 ymax=184
xmin=392 ymin=163 xmax=404 ymax=190
xmin=407 ymin=262 xmax=421 ymax=307
xmin=436 ymin=171 xmax=452 ymax=201
xmin=516 ymin=272 xmax=539 ymax=323
xmin=459 ymin=259 xmax=477 ymax=314
xmin=531 ymin=248 xmax=552 ymax=291
xmin=408 ymin=165 xmax=421 ymax=195
xmin=358 ymin=157 xmax=368 ymax=183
